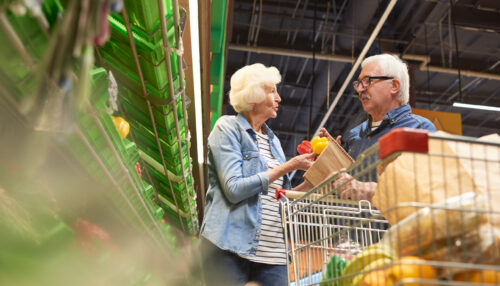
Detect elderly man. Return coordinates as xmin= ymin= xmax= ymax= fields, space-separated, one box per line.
xmin=321 ymin=53 xmax=436 ymax=200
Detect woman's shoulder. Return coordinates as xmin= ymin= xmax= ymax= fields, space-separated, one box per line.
xmin=214 ymin=115 xmax=238 ymax=128
xmin=210 ymin=116 xmax=243 ymax=137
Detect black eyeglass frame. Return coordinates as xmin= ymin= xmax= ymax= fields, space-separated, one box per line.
xmin=352 ymin=76 xmax=394 ymax=90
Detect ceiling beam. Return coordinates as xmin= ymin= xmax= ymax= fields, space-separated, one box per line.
xmin=229 ymin=44 xmax=500 ymax=81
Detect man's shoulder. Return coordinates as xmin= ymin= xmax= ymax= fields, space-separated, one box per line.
xmin=406 ymin=113 xmax=437 ymax=132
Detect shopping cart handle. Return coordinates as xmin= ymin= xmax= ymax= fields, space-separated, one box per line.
xmin=276 ymin=188 xmax=287 ymax=200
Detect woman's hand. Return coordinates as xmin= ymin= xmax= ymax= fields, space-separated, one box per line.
xmin=268 ymin=153 xmax=315 ymax=183
xmin=332 ymin=172 xmax=376 ymax=201
xmin=290 ymin=152 xmax=316 ymax=171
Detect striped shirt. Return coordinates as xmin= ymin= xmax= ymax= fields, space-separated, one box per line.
xmin=239 ymin=131 xmax=287 ymax=265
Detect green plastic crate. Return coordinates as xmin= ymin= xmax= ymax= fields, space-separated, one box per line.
xmin=6 ymin=11 xmax=48 ymax=60
xmin=131 ymin=132 xmax=190 ymax=177
xmin=99 ymin=46 xmax=180 ymax=94
xmin=123 ymin=0 xmax=174 ymax=32
xmin=147 ymin=167 xmax=194 ymax=208
xmin=158 ymin=199 xmax=198 ymax=235
xmin=107 ymin=12 xmax=177 ymax=53
xmin=119 ymin=94 xmax=186 ymax=140
xmin=127 ymin=112 xmax=188 ymax=148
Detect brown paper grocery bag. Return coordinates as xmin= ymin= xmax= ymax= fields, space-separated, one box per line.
xmin=303 ymin=141 xmax=353 ymax=186
xmin=373 ymin=132 xmax=500 ymax=226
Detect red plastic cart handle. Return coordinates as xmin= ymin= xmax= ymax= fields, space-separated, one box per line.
xmin=276 ymin=188 xmax=287 ymax=200
xmin=379 ymin=128 xmax=429 ymax=159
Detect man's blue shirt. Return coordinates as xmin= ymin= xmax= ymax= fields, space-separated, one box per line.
xmin=200 ymin=114 xmax=291 ymax=255
xmin=345 ymin=104 xmax=436 ymax=160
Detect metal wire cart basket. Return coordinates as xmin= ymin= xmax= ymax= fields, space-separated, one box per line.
xmin=277 ymin=128 xmax=500 ymax=285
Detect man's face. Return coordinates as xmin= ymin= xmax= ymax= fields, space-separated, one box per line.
xmin=355 ymin=62 xmax=398 ymax=119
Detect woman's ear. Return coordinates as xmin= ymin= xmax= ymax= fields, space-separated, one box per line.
xmin=391 ymin=78 xmax=401 ymax=95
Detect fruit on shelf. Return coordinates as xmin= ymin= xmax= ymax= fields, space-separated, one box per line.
xmin=385 ymin=256 xmax=436 ymax=286
xmin=311 ymin=136 xmax=328 ymax=155
xmin=111 ymin=116 xmax=130 ymax=138
xmin=297 ymin=140 xmax=313 ymax=154
xmin=453 ymin=269 xmax=500 ymax=284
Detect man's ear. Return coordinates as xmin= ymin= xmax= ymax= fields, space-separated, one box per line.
xmin=391 ymin=79 xmax=401 ymax=96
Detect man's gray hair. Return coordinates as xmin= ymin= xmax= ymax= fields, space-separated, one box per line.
xmin=362 ymin=54 xmax=409 ymax=105
xmin=229 ymin=63 xmax=281 ymax=113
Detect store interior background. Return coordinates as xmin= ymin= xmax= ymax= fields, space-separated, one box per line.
xmin=0 ymin=0 xmax=499 ymax=285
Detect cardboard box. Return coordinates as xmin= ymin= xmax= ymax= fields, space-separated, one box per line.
xmin=303 ymin=141 xmax=353 ymax=186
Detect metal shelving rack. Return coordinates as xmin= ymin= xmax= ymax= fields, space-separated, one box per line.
xmin=95 ymin=0 xmax=198 ymax=234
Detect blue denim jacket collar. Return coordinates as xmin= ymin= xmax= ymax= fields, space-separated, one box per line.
xmin=362 ymin=104 xmax=412 ymax=137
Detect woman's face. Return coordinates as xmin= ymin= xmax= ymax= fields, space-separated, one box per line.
xmin=253 ymin=84 xmax=281 ymax=119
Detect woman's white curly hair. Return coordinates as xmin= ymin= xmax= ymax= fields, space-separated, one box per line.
xmin=229 ymin=63 xmax=281 ymax=113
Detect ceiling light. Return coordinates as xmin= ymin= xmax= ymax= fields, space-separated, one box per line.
xmin=453 ymin=102 xmax=500 ymax=112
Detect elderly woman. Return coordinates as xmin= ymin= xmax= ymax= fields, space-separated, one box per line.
xmin=199 ymin=63 xmax=315 ymax=286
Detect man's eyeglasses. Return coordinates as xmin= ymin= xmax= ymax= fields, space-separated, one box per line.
xmin=352 ymin=76 xmax=394 ymax=90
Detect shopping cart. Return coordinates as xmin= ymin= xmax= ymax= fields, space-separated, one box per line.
xmin=277 ymin=128 xmax=500 ymax=285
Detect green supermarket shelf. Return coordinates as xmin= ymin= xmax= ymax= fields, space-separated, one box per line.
xmin=147 ymin=167 xmax=194 ymax=208
xmin=66 ymin=130 xmax=160 ymax=232
xmin=41 ymin=0 xmax=64 ymax=27
xmin=99 ymin=48 xmax=181 ymax=100
xmin=127 ymin=113 xmax=188 ymax=149
xmin=133 ymin=133 xmax=190 ymax=174
xmin=117 ymin=81 xmax=185 ymax=116
xmin=0 ymin=32 xmax=30 ymax=85
xmin=123 ymin=0 xmax=174 ymax=32
xmin=0 ymin=11 xmax=48 ymax=101
xmin=155 ymin=196 xmax=198 ymax=235
xmin=118 ymin=89 xmax=186 ymax=135
xmin=137 ymin=149 xmax=189 ymax=187
xmin=107 ymin=12 xmax=177 ymax=57
xmin=5 ymin=11 xmax=48 ymax=60
xmin=142 ymin=183 xmax=155 ymax=201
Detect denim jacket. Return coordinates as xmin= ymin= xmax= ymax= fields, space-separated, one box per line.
xmin=345 ymin=104 xmax=436 ymax=160
xmin=200 ymin=114 xmax=291 ymax=255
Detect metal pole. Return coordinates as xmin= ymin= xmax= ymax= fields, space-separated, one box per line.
xmin=313 ymin=0 xmax=399 ymax=137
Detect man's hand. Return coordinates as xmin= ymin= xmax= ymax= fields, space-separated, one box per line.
xmin=332 ymin=172 xmax=376 ymax=201
xmin=318 ymin=128 xmax=341 ymax=144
